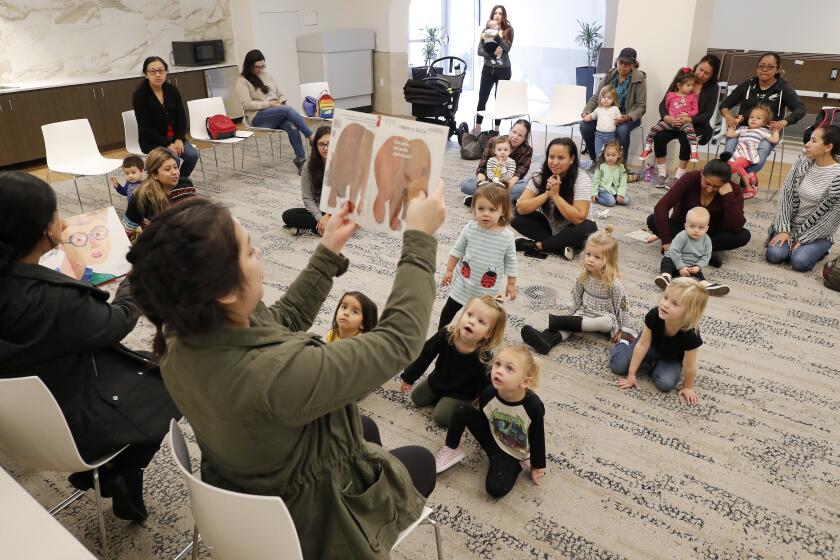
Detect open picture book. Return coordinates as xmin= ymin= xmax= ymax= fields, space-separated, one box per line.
xmin=319 ymin=108 xmax=448 ymax=233
xmin=39 ymin=206 xmax=131 ymax=286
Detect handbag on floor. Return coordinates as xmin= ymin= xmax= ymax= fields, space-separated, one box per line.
xmin=824 ymin=254 xmax=840 ymax=292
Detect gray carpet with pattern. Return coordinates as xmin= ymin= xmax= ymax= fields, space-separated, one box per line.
xmin=4 ymin=135 xmax=840 ymax=560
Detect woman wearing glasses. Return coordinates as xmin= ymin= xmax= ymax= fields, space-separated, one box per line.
xmin=719 ymin=52 xmax=806 ymax=191
xmin=132 ymin=56 xmax=200 ymax=178
xmin=282 ymin=126 xmax=332 ymax=235
xmin=123 ymin=148 xmax=196 ymax=242
xmin=0 ymin=171 xmax=181 ymax=522
xmin=236 ymin=49 xmax=314 ymax=175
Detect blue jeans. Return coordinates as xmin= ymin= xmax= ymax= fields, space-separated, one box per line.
xmin=765 ymin=239 xmax=832 ymax=272
xmin=175 ymin=141 xmax=199 ymax=178
xmin=251 ymin=105 xmax=314 ymax=160
xmin=581 ymin=118 xmax=641 ymax=163
xmin=610 ymin=341 xmax=682 ymax=392
xmin=594 ymin=131 xmax=616 ymax=161
xmin=724 ymin=137 xmax=773 ymax=173
xmin=459 ymin=176 xmax=529 ymax=201
xmin=595 ymin=189 xmax=631 ymax=207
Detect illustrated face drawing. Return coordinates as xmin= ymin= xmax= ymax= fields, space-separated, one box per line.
xmin=326 ymin=122 xmax=374 ymax=208
xmin=372 ymin=136 xmax=431 ymax=230
xmin=62 ymin=208 xmax=112 ymax=270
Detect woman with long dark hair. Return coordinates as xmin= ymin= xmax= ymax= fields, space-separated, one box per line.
xmin=236 ymin=49 xmax=314 ymax=174
xmin=132 ymin=56 xmax=199 ymax=177
xmin=282 ymin=125 xmax=331 ymax=234
xmin=126 ymin=186 xmax=447 ymax=558
xmin=472 ymin=4 xmax=514 ymax=134
xmin=511 ymin=137 xmax=597 ymax=259
xmin=0 ymin=171 xmax=180 ymax=522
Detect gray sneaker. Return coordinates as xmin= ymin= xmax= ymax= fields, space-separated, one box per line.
xmin=705 ymin=282 xmax=730 ymax=296
xmin=652 ymin=175 xmax=668 ymax=188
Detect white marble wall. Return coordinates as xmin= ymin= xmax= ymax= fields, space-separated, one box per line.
xmin=0 ymin=0 xmax=235 ymax=83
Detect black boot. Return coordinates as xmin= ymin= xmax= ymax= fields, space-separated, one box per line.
xmin=548 ymin=314 xmax=583 ymax=332
xmin=521 ymin=326 xmax=564 ymax=355
xmin=111 ymin=469 xmax=148 ymax=522
xmin=68 ymin=465 xmax=115 ymax=498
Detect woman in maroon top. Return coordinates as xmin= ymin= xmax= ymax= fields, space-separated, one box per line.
xmin=646 ymin=154 xmax=750 ymax=265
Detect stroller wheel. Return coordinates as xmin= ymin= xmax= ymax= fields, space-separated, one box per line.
xmin=457 ymin=122 xmax=469 ymax=146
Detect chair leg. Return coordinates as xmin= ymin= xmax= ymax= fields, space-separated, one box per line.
xmin=191 ymin=526 xmax=199 ymax=560
xmin=268 ymin=133 xmax=276 ymax=168
xmin=212 ymin=145 xmax=222 ymax=191
xmin=73 ymin=178 xmax=84 ymax=212
xmin=198 ymin=152 xmax=208 ymax=192
xmin=48 ymin=489 xmax=85 ymax=515
xmin=104 ymin=175 xmax=114 ymax=206
xmin=253 ymin=136 xmax=263 ymax=172
xmin=172 ymin=525 xmax=199 ymax=560
xmin=428 ymin=518 xmax=443 ymax=560
xmin=93 ymin=468 xmax=109 ymax=558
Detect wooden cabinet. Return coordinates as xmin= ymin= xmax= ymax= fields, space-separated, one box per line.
xmin=0 ymin=89 xmax=58 ymax=166
xmin=171 ymin=70 xmax=207 ymax=104
xmin=99 ymin=78 xmax=141 ymax=145
xmin=51 ymin=83 xmax=108 ymax=144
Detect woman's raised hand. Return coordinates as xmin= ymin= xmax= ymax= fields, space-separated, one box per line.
xmin=321 ymin=201 xmax=359 ymax=255
xmin=405 ymin=180 xmax=446 ymax=235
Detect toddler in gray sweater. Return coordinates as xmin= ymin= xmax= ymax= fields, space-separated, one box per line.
xmin=655 ymin=206 xmax=730 ymax=296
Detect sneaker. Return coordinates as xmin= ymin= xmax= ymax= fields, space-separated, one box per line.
xmin=463 ymin=195 xmax=473 ymax=207
xmin=639 ymin=148 xmax=653 ymax=160
xmin=563 ymin=246 xmax=575 ymax=261
xmin=743 ymin=184 xmax=757 ymax=200
xmin=705 ymin=282 xmax=730 ymax=296
xmin=690 ymin=151 xmax=700 ymax=163
xmin=619 ymin=329 xmax=637 ymax=345
xmin=434 ymin=445 xmax=465 ymax=473
xmin=515 ymin=238 xmax=536 ymax=252
xmin=709 ymin=251 xmax=723 ymax=268
xmin=293 ymin=157 xmax=306 ymax=175
xmin=654 ymin=273 xmax=671 ymax=290
xmin=521 ymin=326 xmax=564 ymax=355
xmin=652 ymin=175 xmax=668 ymax=188
xmin=524 ymin=248 xmax=549 ymax=259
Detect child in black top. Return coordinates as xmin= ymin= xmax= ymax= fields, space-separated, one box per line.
xmin=434 ymin=345 xmax=546 ymax=498
xmin=401 ymin=295 xmax=506 ymax=426
xmin=609 ymin=277 xmax=708 ymax=404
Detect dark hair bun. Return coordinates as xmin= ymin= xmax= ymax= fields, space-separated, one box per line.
xmin=718 ymin=151 xmax=733 ymax=163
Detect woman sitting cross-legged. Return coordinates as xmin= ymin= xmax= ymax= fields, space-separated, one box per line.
xmin=236 ymin=49 xmax=314 ymax=175
xmin=282 ymin=125 xmax=331 ymax=234
xmin=126 ymin=185 xmax=447 ymax=559
xmin=646 ymin=154 xmax=750 ymax=267
xmin=511 ymin=137 xmax=597 ymax=260
xmin=766 ymin=125 xmax=840 ymax=272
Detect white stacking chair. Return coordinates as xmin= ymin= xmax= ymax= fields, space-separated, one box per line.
xmin=477 ymin=80 xmax=530 ymax=134
xmin=187 ymin=97 xmax=256 ymax=191
xmin=533 ymin=85 xmax=586 ymax=150
xmin=0 ymin=376 xmax=128 ymax=558
xmin=122 ymin=110 xmax=208 ymax=189
xmin=169 ymin=420 xmax=443 ymax=560
xmin=42 ymin=119 xmax=121 ymax=212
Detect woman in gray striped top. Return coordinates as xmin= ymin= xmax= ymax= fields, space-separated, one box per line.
xmin=766 ymin=126 xmax=840 ymax=271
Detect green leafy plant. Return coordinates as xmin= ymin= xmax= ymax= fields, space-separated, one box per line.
xmin=575 ymin=20 xmax=603 ymax=68
xmin=420 ymin=26 xmax=447 ymax=67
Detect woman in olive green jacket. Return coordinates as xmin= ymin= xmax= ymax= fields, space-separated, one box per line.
xmin=127 ymin=188 xmax=446 ymax=559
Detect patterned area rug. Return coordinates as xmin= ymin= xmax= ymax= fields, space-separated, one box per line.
xmin=4 ymin=135 xmax=839 ymax=560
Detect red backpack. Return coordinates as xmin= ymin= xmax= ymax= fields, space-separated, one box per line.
xmin=206 ymin=114 xmax=237 ymax=140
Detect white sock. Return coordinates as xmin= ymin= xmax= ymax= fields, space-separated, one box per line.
xmin=675 ymin=167 xmax=687 ymax=179
xmin=657 ymin=163 xmax=667 ymax=177
xmin=581 ymin=316 xmax=614 ymax=333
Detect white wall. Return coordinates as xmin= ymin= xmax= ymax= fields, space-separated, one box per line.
xmin=708 ymin=0 xmax=840 ymax=53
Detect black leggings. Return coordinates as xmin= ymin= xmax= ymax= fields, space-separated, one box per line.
xmin=282 ymin=208 xmax=318 ymax=232
xmin=511 ymin=211 xmax=598 ymax=253
xmin=438 ymin=297 xmax=463 ymax=330
xmin=652 ymin=124 xmax=712 ymax=160
xmin=660 ymin=256 xmax=705 ymax=280
xmin=646 ymin=214 xmax=751 ymax=252
xmin=446 ymin=403 xmax=522 ymax=498
xmin=363 ymin=417 xmax=436 ymax=498
xmin=475 ymin=65 xmax=512 ymax=125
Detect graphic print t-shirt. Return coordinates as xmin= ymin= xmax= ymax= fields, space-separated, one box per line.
xmin=480 ymin=386 xmax=545 ymax=467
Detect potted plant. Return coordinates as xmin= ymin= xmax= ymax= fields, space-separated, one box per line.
xmin=412 ymin=26 xmax=447 ymax=80
xmin=574 ymin=19 xmax=603 ymax=100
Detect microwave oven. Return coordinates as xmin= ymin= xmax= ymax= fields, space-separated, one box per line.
xmin=172 ymin=40 xmax=225 ymax=66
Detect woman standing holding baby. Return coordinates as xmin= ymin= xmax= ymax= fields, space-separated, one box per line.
xmin=472 ymin=5 xmax=514 ymax=134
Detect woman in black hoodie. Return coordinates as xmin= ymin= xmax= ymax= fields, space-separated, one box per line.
xmin=0 ymin=171 xmax=180 ymax=522
xmin=719 ymin=52 xmax=806 ymax=175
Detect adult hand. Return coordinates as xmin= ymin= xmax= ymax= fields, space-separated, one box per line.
xmin=269 ymin=99 xmax=281 ymax=107
xmin=400 ymin=381 xmax=413 ymax=394
xmin=440 ymin=270 xmax=453 ymax=287
xmin=617 ymin=375 xmax=638 ymax=390
xmin=644 ymin=234 xmax=660 ymax=244
xmin=661 ymin=243 xmax=671 ymax=253
xmin=723 ymin=113 xmax=739 ymax=130
xmin=792 ymin=241 xmax=801 ymax=251
xmin=769 ymin=120 xmax=788 ymax=132
xmin=316 ymin=214 xmax=330 ymax=235
xmin=404 ymin=180 xmax=446 ymax=235
xmin=664 ymin=115 xmax=678 ymax=126
xmin=530 ymin=468 xmax=545 ymax=485
xmin=592 ymin=195 xmax=598 ymax=203
xmin=611 ymin=331 xmax=621 ymax=344
xmin=768 ymin=232 xmax=790 ymax=247
xmin=320 ymin=201 xmax=359 ymax=255
xmin=616 ymin=195 xmax=625 ymax=205
xmin=547 ymin=175 xmax=561 ymax=198
xmin=171 ymin=139 xmax=185 ymax=156
xmin=679 ymin=114 xmax=693 ymax=126
xmin=495 ymin=46 xmax=503 ymax=57
xmin=582 ymin=114 xmax=593 ymax=122
xmin=679 ymin=266 xmax=691 ymax=277
xmin=679 ymin=387 xmax=699 ymax=405
xmin=718 ymin=182 xmax=733 ymax=196
xmin=615 ymin=115 xmax=631 ymax=125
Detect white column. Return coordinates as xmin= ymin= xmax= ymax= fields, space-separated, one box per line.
xmin=613 ymin=0 xmax=713 ymax=164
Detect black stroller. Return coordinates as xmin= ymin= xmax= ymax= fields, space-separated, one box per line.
xmin=404 ymin=56 xmax=467 ymax=138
